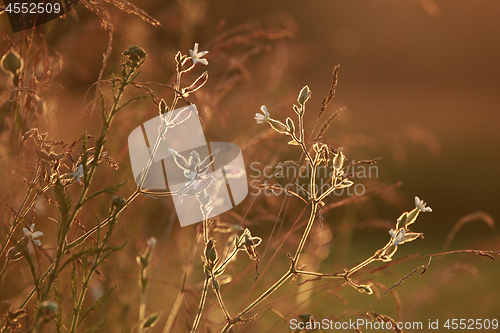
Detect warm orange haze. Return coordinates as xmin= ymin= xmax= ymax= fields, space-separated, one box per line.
xmin=0 ymin=0 xmax=499 ymax=332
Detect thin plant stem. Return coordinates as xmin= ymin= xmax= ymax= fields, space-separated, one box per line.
xmin=210 ymin=273 xmax=231 ymax=320
xmin=293 ymin=201 xmax=318 ymax=263
xmin=163 ymin=233 xmax=202 ymax=333
xmin=0 ymin=163 xmax=41 ymax=262
xmin=220 ymin=189 xmax=319 ymax=332
xmin=218 ymin=107 xmax=323 ymax=332
xmin=202 ymin=211 xmax=209 ymax=244
xmin=138 ymin=278 xmax=147 ymax=333
xmin=32 ymin=62 xmax=141 ymax=329
xmin=189 ymin=275 xmax=210 ymax=333
xmin=220 ymin=271 xmax=293 ymax=333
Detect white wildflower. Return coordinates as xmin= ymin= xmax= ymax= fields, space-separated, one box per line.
xmin=147 ymin=237 xmax=157 ymax=248
xmin=189 ymin=43 xmax=208 ymax=65
xmin=389 ymin=228 xmax=422 ymax=247
xmin=23 ymin=224 xmax=43 ymax=246
xmin=255 ymin=105 xmax=270 ymax=124
xmin=415 ymin=196 xmax=432 ymax=213
xmin=389 ymin=229 xmax=405 ymax=247
xmin=73 ymin=164 xmax=84 ymax=184
xmin=178 ymin=175 xmax=216 ymax=196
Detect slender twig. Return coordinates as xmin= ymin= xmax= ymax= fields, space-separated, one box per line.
xmin=163 ymin=233 xmax=202 ymax=333
xmin=190 ymin=275 xmax=210 ymax=333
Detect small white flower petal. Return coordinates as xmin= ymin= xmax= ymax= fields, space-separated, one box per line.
xmin=415 ymin=196 xmax=432 ymax=213
xmin=23 ymin=228 xmax=30 ymax=237
xmin=33 ymin=239 xmax=42 ymax=246
xmin=196 ymin=58 xmax=208 ymax=66
xmin=260 ymin=105 xmax=269 ymax=117
xmin=255 ymin=106 xmax=270 ymax=124
xmin=390 ymin=229 xmax=406 ymax=246
xmin=30 ymin=224 xmax=35 ymax=232
xmin=189 ymin=43 xmax=209 ymax=65
xmin=254 ymin=114 xmax=265 ymax=123
xmin=31 ymin=231 xmax=44 ymax=239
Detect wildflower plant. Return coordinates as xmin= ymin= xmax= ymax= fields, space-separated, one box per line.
xmin=208 ymin=78 xmax=435 ymax=332
xmin=0 ymin=39 xmax=199 ymax=331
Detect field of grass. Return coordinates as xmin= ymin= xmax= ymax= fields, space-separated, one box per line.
xmin=1 ymin=1 xmax=499 ymax=332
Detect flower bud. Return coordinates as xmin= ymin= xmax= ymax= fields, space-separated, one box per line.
xmin=158 ymin=99 xmax=168 ymax=115
xmin=297 ymin=85 xmax=311 ymax=105
xmin=38 ymin=301 xmax=59 ymax=317
xmin=204 ymin=239 xmax=218 ymax=269
xmin=337 ymin=178 xmax=353 ymax=188
xmin=286 ymin=117 xmax=295 ymax=135
xmin=359 ymin=284 xmax=373 ymax=294
xmin=404 ymin=207 xmax=419 ymax=227
xmin=171 ymin=108 xmax=192 ymax=126
xmin=332 ymin=151 xmax=345 ymax=170
xmin=293 ymin=104 xmax=302 ymax=115
xmin=123 ymin=45 xmax=146 ymax=68
xmin=111 ymin=196 xmax=127 ymax=211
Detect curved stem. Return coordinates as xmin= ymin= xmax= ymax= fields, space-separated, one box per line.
xmin=163 ymin=233 xmax=202 ymax=333
xmin=190 ymin=276 xmax=210 ymax=333
xmin=221 ymin=271 xmax=293 ymax=333
xmin=0 ymin=163 xmax=41 ymax=262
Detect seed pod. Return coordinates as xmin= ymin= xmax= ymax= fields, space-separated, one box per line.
xmin=1 ymin=50 xmax=24 ymax=75
xmin=268 ymin=118 xmax=289 ymax=134
xmin=185 ymin=71 xmax=208 ymax=93
xmin=171 ymin=108 xmax=192 ymax=126
xmin=404 ymin=207 xmax=420 ymax=228
xmin=286 ymin=117 xmax=295 ymax=136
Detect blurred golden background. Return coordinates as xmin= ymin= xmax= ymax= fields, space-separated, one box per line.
xmin=1 ymin=0 xmax=499 ymax=332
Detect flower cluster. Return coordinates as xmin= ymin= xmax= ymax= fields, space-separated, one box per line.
xmin=374 ymin=196 xmax=432 ymax=262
